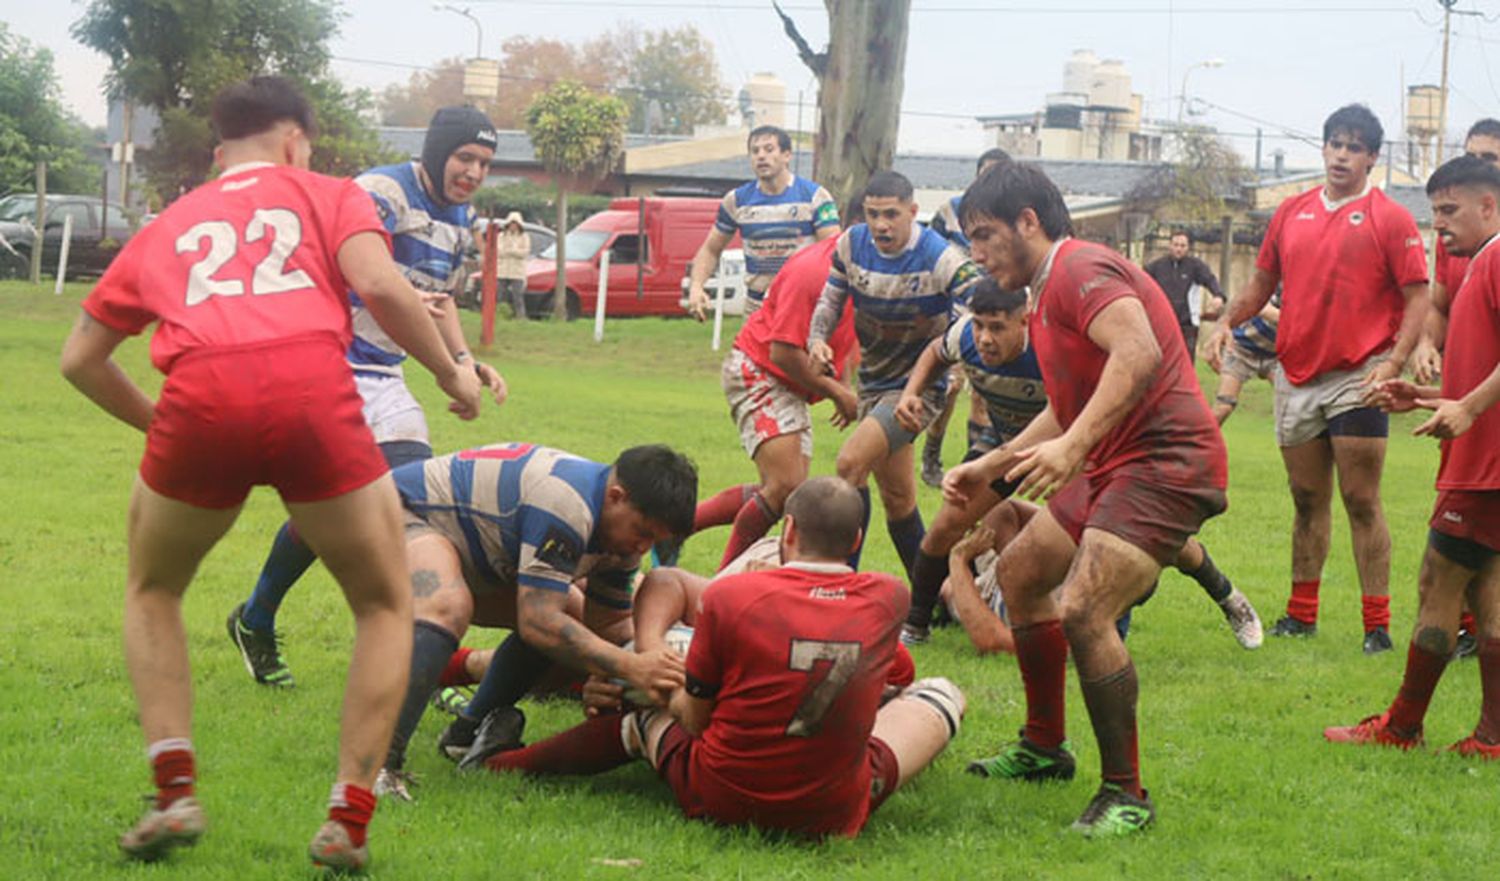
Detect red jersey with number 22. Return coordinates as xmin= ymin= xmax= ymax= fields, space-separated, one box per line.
xmin=1438 ymin=236 xmax=1500 ymax=490
xmin=1030 ymin=238 xmax=1227 ymax=488
xmin=83 ymin=163 xmax=387 ymax=372
xmin=684 ymin=563 xmax=907 ymax=837
xmin=1256 ymin=185 xmax=1427 ymax=385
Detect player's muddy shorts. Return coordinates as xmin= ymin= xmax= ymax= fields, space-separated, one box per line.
xmin=355 ymin=369 xmax=431 ymax=446
xmin=859 ymin=386 xmax=946 ymax=452
xmin=722 ymin=347 xmax=812 ymax=458
xmin=1220 ymin=342 xmax=1278 ymax=384
xmin=1274 ymin=350 xmax=1390 ymax=447
xmin=142 ymin=336 xmax=387 ymax=509
xmin=648 ymin=720 xmax=897 ymax=838
xmin=1429 ymin=490 xmax=1500 ymax=557
xmin=1047 ymin=459 xmax=1227 ymax=567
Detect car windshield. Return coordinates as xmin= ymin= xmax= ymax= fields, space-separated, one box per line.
xmin=0 ymin=195 xmax=37 ymax=222
xmin=539 ymin=229 xmax=608 ymax=262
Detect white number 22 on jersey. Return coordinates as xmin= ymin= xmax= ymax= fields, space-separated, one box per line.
xmin=176 ymin=209 xmax=315 ymax=306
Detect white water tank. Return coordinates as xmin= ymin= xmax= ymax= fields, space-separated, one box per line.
xmin=1063 ymin=49 xmax=1099 ymax=96
xmin=1407 ymin=84 xmax=1441 ymax=138
xmin=744 ymin=72 xmax=787 ymax=128
xmin=1090 ymin=59 xmax=1132 ymax=111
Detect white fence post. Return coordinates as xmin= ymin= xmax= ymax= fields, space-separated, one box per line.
xmin=593 ymin=250 xmax=611 ymax=343
xmin=53 ymin=214 xmax=73 ymax=295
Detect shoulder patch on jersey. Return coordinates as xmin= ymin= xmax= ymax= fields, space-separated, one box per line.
xmin=815 ymin=201 xmax=839 ymax=226
xmin=535 ymin=525 xmax=584 ymax=573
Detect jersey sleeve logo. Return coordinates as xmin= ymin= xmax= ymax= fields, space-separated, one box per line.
xmin=535 ymin=526 xmax=583 ymax=573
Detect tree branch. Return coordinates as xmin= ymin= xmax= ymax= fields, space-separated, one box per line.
xmin=773 ymin=1 xmax=827 ymax=78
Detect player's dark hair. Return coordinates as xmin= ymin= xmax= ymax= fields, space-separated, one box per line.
xmin=968 ymin=277 xmax=1028 ymax=315
xmin=864 ymin=170 xmax=914 ymax=202
xmin=977 ymin=147 xmax=1011 ymax=173
xmin=958 ymin=161 xmax=1072 ymax=240
xmin=1322 ymin=104 xmax=1383 ymax=156
xmin=842 ymin=187 xmax=865 ymax=225
xmin=747 ymin=125 xmax=792 ymax=152
xmin=784 ymin=477 xmax=864 ymax=559
xmin=211 ymin=76 xmax=317 ymax=141
xmin=1170 ymin=228 xmax=1192 ymax=243
xmin=1426 ymin=153 xmax=1500 ymax=198
xmin=613 ymin=445 xmax=698 ymax=537
xmin=1467 ymin=118 xmax=1500 ymax=143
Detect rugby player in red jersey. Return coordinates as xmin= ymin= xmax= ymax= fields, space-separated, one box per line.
xmin=1209 ymin=104 xmax=1430 ymax=653
xmin=943 ymin=161 xmax=1228 ymax=837
xmin=1324 ymin=155 xmax=1500 ymax=757
xmin=58 ymin=77 xmax=482 ymax=871
xmin=481 ymin=478 xmax=963 ymax=838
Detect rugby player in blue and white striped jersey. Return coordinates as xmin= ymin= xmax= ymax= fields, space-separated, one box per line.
xmin=807 ymin=170 xmax=983 ymax=579
xmin=685 ymin=125 xmax=840 ymax=319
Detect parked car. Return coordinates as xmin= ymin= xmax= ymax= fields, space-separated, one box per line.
xmin=519 ymin=196 xmax=741 ymax=319
xmin=0 ymin=194 xmax=132 ymax=278
xmin=678 ymin=248 xmax=749 ymax=317
xmin=459 ymin=219 xmax=556 ymax=309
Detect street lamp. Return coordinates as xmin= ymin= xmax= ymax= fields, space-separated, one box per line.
xmin=1178 ymin=58 xmax=1225 ymax=126
xmin=432 ymin=3 xmax=483 ymax=58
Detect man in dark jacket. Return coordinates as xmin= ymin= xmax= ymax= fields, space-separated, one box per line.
xmin=1144 ymin=229 xmax=1223 ymax=363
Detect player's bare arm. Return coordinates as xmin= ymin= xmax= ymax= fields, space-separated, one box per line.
xmin=668 ymin=685 xmax=713 ymax=736
xmin=895 ymin=340 xmax=949 ymax=433
xmin=59 ymin=313 xmax=155 ymax=432
xmin=517 ymin=583 xmax=684 ymax=705
xmin=768 ymin=341 xmax=857 ymax=427
xmin=1208 ymin=267 xmax=1278 ymax=371
xmin=1413 ymin=357 xmax=1500 ymax=439
xmin=632 ymin=567 xmax=709 ymax=654
xmin=1361 ymin=281 xmax=1432 ymax=393
xmin=337 ymin=231 xmax=482 ymax=419
xmin=943 ymin=523 xmax=1015 ymax=655
xmin=686 ymin=228 xmax=734 ymax=321
xmin=435 ymin=293 xmax=507 ymax=405
xmin=1008 ymin=297 xmax=1160 ymax=500
xmin=941 ymin=406 xmax=1062 ymax=505
xmin=814 ymin=222 xmax=842 ymax=242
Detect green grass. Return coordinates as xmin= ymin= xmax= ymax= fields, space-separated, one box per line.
xmin=2 ymin=279 xmax=1496 ymax=879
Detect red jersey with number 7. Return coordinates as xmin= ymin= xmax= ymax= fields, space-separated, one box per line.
xmin=683 ymin=563 xmax=907 ymax=837
xmin=83 ymin=162 xmax=388 ymax=372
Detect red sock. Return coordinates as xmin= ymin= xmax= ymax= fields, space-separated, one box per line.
xmin=694 ymin=484 xmax=755 ymax=532
xmin=1013 ymin=620 xmax=1068 ymax=749
xmin=1477 ymin=638 xmax=1500 ymax=744
xmin=438 ymin=647 xmax=476 ymax=687
xmin=1387 ymin=642 xmax=1447 ymax=733
xmin=1286 ymin=580 xmax=1320 ymax=624
xmin=328 ymin=782 xmax=376 ymax=848
xmin=149 ymin=739 xmax=195 ymax=810
xmin=1079 ymin=663 xmax=1142 ymax=799
xmin=1460 ymin=611 xmax=1477 ymax=633
xmin=485 ymin=713 xmax=631 ymax=775
xmin=1361 ymin=595 xmax=1391 ymax=632
xmin=717 ymin=491 xmax=779 ymax=571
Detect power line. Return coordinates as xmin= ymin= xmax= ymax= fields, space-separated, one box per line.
xmin=458 ymin=0 xmax=1417 ymax=12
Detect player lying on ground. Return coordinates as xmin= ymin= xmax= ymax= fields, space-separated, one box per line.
xmin=1324 ymin=155 xmax=1500 ymax=758
xmin=943 ymin=161 xmax=1230 ymax=837
xmin=895 ymin=279 xmax=1260 ymax=649
xmin=372 ymin=442 xmax=697 ymax=800
xmin=58 ymin=76 xmax=483 ymax=871
xmin=481 ymin=477 xmax=964 ymax=838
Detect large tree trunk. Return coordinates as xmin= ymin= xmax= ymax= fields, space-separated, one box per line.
xmin=812 ymin=0 xmax=911 ymax=208
xmin=554 ymin=186 xmax=569 ymax=320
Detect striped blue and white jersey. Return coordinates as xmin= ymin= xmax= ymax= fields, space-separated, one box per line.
xmin=715 ymin=175 xmax=839 ymax=300
xmin=936 ymin=315 xmax=1047 ymax=443
xmin=928 ymin=195 xmax=970 ymax=251
xmin=393 ymin=443 xmax=638 ymax=608
xmin=1231 ymin=289 xmax=1281 ymax=359
xmin=809 ymin=224 xmax=983 ymax=393
xmin=347 ymin=161 xmax=475 ymax=378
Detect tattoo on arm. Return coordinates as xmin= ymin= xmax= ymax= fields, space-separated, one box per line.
xmin=412 ymin=569 xmax=442 ymax=598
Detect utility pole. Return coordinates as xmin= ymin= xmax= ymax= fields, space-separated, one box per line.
xmin=1438 ymin=0 xmax=1456 ymax=165
xmin=29 ymin=161 xmax=46 ymax=285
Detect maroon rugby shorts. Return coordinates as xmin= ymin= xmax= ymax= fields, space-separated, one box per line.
xmin=1047 ymin=459 xmax=1227 ymax=566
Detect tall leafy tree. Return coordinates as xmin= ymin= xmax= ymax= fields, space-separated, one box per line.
xmin=524 ymin=81 xmax=628 ymax=319
xmin=72 ymin=0 xmax=394 ymax=203
xmin=619 ymin=25 xmax=726 ymax=135
xmin=0 ymin=24 xmax=101 ymax=196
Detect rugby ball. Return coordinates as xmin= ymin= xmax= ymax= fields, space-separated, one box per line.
xmin=620 ymin=623 xmax=695 ymax=705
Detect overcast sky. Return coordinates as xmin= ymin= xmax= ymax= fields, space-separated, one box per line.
xmin=9 ymin=0 xmax=1500 ymax=170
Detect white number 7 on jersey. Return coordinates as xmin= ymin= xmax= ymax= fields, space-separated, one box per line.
xmin=176 ymin=209 xmax=314 ymax=306
xmin=784 ymin=639 xmax=861 ymax=738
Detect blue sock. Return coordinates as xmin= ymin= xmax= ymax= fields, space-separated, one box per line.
xmin=464 ymin=631 xmax=554 ymax=721
xmin=887 ymin=508 xmax=926 ymax=582
xmin=242 ymin=521 xmax=316 ymax=633
xmin=847 ymin=486 xmax=873 ymax=570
